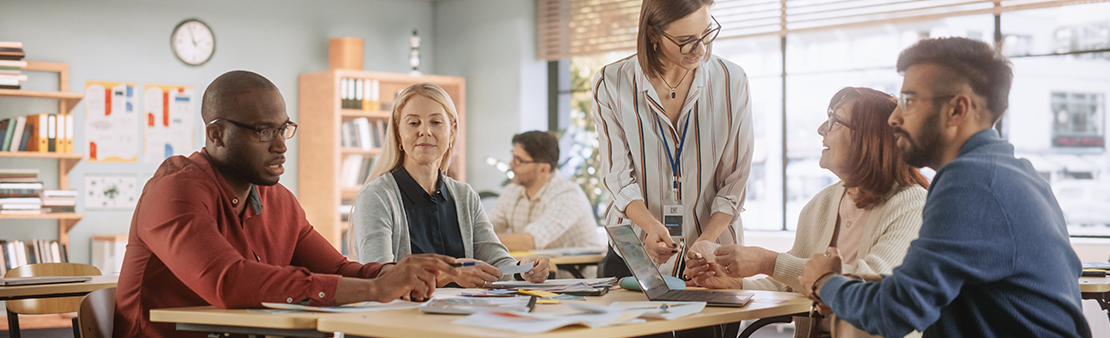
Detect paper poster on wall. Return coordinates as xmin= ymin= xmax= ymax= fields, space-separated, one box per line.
xmin=84 ymin=174 xmax=139 ymax=209
xmin=85 ymin=81 xmax=139 ymax=162
xmin=143 ymin=84 xmax=195 ymax=163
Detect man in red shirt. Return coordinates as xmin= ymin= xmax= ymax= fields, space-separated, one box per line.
xmin=114 ymin=70 xmax=457 ymax=338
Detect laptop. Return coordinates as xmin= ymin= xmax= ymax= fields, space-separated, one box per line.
xmin=0 ymin=276 xmax=92 ymax=286
xmin=606 ymin=224 xmax=754 ymax=307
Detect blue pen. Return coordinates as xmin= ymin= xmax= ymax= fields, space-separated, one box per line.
xmin=450 ymin=261 xmax=477 ymax=267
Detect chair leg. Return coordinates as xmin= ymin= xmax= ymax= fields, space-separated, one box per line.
xmin=72 ymin=316 xmax=81 ymax=338
xmin=738 ymin=315 xmax=793 ymax=338
xmin=7 ymin=308 xmax=21 ymax=338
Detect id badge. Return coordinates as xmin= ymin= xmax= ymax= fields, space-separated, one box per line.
xmin=663 ymin=204 xmax=683 ymax=237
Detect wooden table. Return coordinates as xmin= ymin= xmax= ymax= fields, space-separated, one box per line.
xmin=0 ymin=275 xmax=118 ymax=301
xmin=318 ymin=288 xmax=810 ymax=338
xmin=1081 ymin=275 xmax=1110 ymax=322
xmin=150 ymin=306 xmax=330 ymax=337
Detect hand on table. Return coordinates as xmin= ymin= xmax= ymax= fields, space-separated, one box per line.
xmin=437 ymin=258 xmax=502 ymax=288
xmin=518 ymin=256 xmax=551 ymax=283
xmin=374 ymin=253 xmax=457 ymax=302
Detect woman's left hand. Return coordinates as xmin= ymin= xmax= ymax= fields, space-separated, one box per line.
xmin=519 ymin=256 xmax=551 ymax=283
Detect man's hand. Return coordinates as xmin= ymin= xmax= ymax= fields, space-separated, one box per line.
xmin=644 ymin=224 xmax=678 ymax=264
xmin=713 ymin=245 xmax=777 ymax=278
xmin=371 ymin=254 xmax=456 ymax=302
xmin=518 ymin=256 xmax=551 ymax=283
xmin=798 ymin=247 xmax=842 ymax=298
xmin=843 ymin=273 xmax=884 ymax=282
xmin=436 ymin=258 xmax=501 ymax=288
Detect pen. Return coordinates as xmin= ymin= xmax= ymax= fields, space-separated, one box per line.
xmin=450 ymin=261 xmax=477 ymax=267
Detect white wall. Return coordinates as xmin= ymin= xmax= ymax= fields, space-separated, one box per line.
xmin=432 ymin=0 xmax=549 ymax=194
xmin=0 ymin=0 xmax=436 ymax=265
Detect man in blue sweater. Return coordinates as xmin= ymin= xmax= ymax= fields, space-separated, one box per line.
xmin=798 ymin=37 xmax=1090 ymax=337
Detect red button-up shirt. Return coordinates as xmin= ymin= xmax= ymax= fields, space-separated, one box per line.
xmin=114 ymin=149 xmax=385 ymax=338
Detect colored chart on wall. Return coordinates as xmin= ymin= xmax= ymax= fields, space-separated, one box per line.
xmin=85 ymin=81 xmax=139 ymax=162
xmin=143 ymin=84 xmax=195 ymax=163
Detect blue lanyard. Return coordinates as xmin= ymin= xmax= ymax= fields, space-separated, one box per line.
xmin=656 ymin=111 xmax=691 ymax=192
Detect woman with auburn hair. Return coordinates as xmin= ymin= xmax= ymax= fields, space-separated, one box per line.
xmin=592 ymin=0 xmax=754 ymax=281
xmin=351 ymin=83 xmax=550 ymax=288
xmin=685 ymin=87 xmax=928 ymax=337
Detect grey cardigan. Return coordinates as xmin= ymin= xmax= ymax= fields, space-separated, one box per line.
xmin=350 ymin=172 xmax=518 ymax=273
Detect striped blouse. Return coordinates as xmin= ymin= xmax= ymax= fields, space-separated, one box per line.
xmin=591 ymin=54 xmax=754 ymax=274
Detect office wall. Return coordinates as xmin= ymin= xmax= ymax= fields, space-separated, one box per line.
xmin=432 ymin=0 xmax=549 ymax=194
xmin=0 ymin=0 xmax=436 ymax=265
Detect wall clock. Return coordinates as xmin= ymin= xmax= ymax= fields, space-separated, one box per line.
xmin=171 ymin=19 xmax=215 ymax=66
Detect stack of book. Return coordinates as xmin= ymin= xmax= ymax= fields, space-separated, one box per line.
xmin=0 ymin=169 xmax=42 ymax=214
xmin=0 ymin=239 xmax=69 ymax=274
xmin=0 ymin=113 xmax=75 ymax=153
xmin=42 ymin=190 xmax=76 ymax=213
xmin=0 ymin=41 xmax=26 ymax=90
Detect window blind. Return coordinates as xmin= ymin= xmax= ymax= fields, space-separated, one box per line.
xmin=536 ymin=0 xmax=1110 ymax=61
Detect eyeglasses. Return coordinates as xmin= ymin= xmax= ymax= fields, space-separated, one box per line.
xmin=655 ymin=16 xmax=721 ymax=55
xmin=509 ymin=155 xmax=540 ymax=166
xmin=897 ymin=93 xmax=956 ymax=112
xmin=208 ymin=118 xmax=298 ymax=142
xmin=823 ymin=108 xmax=853 ymax=134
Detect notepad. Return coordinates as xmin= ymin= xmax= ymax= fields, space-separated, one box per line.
xmin=0 ymin=276 xmax=92 ymax=286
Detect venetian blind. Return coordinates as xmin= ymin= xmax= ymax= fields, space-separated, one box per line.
xmin=537 ymin=0 xmax=1110 ymax=61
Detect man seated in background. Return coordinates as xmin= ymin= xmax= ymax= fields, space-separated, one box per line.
xmin=490 ymin=130 xmax=602 ymax=255
xmin=115 ymin=70 xmax=457 ymax=338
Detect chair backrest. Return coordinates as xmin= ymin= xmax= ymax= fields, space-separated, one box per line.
xmin=77 ymin=287 xmax=116 ymax=338
xmin=5 ymin=263 xmax=102 ymax=314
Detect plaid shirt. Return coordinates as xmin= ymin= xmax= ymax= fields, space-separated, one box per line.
xmin=488 ymin=175 xmax=602 ymax=249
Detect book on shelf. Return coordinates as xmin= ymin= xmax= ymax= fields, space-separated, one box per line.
xmin=354 ymin=117 xmax=372 ymax=151
xmin=0 ymin=41 xmax=23 ymax=49
xmin=7 ymin=116 xmax=27 ymax=152
xmin=41 ymin=190 xmax=76 ymax=213
xmin=0 ymin=239 xmax=69 ymax=272
xmin=0 ymin=169 xmax=39 ymax=182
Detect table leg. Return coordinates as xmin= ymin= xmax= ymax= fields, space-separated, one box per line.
xmin=557 ymin=264 xmax=587 ymax=279
xmin=737 ymin=315 xmax=793 ymax=338
xmin=1082 ymin=292 xmax=1110 ymax=323
xmin=7 ymin=308 xmax=20 ymax=338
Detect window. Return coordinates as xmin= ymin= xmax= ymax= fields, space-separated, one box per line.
xmin=1051 ymin=92 xmax=1105 ymax=148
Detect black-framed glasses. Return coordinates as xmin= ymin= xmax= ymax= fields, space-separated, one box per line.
xmin=655 ymin=16 xmax=721 ymax=55
xmin=208 ymin=118 xmax=298 ymax=142
xmin=823 ymin=108 xmax=853 ymax=134
xmin=509 ymin=155 xmax=540 ymax=166
xmin=897 ymin=93 xmax=956 ymax=112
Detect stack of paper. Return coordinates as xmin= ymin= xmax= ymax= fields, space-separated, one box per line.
xmin=453 ymin=303 xmax=643 ymax=333
xmin=261 ymin=300 xmax=422 ymax=313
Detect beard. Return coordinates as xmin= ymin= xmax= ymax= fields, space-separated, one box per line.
xmin=222 ymin=145 xmax=281 ymax=187
xmin=895 ymin=109 xmax=944 ymax=169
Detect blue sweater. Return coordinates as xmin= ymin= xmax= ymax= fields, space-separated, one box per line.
xmin=820 ymin=130 xmax=1090 ymax=338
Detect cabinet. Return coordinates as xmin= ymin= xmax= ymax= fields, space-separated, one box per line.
xmin=0 ymin=61 xmax=85 ymax=246
xmin=298 ymin=70 xmax=466 ymax=248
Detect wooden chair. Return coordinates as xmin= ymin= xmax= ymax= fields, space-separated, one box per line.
xmin=4 ymin=263 xmax=102 ymax=338
xmin=77 ymin=287 xmax=116 ymax=338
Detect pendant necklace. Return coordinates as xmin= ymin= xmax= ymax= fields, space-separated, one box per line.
xmin=661 ymin=69 xmax=690 ymax=99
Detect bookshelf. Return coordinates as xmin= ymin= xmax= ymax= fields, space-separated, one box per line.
xmin=0 ymin=61 xmax=84 ymax=246
xmin=298 ymin=70 xmax=466 ymax=248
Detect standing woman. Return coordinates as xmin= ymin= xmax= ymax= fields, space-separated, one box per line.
xmin=592 ymin=0 xmax=754 ymax=278
xmin=351 ymin=83 xmax=549 ymax=288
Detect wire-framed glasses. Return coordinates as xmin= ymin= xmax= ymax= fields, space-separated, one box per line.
xmin=208 ymin=118 xmax=298 ymax=142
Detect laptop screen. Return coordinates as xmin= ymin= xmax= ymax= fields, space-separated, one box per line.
xmin=605 ymin=224 xmax=671 ymax=299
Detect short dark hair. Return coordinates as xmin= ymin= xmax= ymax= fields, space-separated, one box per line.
xmin=636 ymin=0 xmax=715 ymax=80
xmin=896 ymin=37 xmax=1013 ymax=123
xmin=512 ymin=131 xmax=559 ymax=171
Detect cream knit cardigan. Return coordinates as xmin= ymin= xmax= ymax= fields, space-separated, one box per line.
xmin=744 ymin=181 xmax=925 ymax=291
xmin=743 ymin=181 xmax=925 ymax=338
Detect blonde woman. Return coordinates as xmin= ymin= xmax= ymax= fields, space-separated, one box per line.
xmin=351 ymin=83 xmax=550 ymax=288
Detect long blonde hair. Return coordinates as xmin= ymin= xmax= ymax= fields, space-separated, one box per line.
xmin=364 ymin=82 xmax=459 ymax=183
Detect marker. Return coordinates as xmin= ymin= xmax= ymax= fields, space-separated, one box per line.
xmin=450 ymin=261 xmax=477 ymax=267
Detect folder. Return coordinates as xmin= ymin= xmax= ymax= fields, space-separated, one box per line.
xmin=64 ymin=114 xmax=74 ymax=153
xmin=47 ymin=114 xmax=56 ymax=152
xmin=25 ymin=113 xmax=48 ymax=152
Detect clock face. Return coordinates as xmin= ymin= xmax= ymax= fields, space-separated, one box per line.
xmin=171 ymin=19 xmax=215 ymax=66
